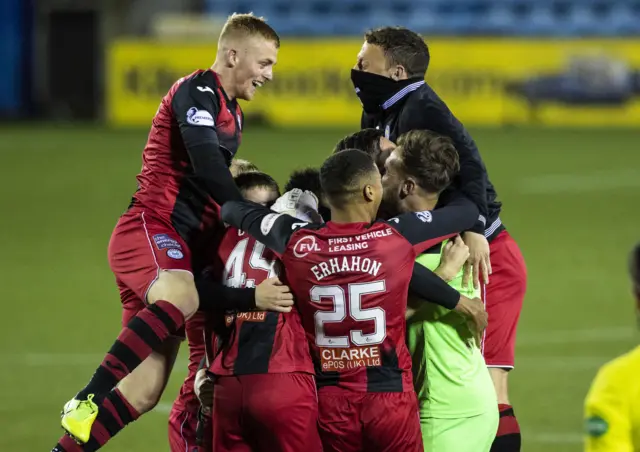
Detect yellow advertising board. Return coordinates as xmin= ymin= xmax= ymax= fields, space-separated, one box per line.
xmin=107 ymin=39 xmax=640 ymax=127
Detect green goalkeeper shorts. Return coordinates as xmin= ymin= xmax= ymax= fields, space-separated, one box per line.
xmin=420 ymin=410 xmax=499 ymax=452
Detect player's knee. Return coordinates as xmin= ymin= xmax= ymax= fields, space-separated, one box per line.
xmin=146 ymin=270 xmax=199 ymax=319
xmin=488 ymin=367 xmax=510 ymax=404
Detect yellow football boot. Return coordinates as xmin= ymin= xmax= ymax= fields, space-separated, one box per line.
xmin=60 ymin=394 xmax=98 ymax=443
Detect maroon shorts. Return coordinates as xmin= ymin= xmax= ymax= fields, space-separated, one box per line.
xmin=108 ymin=209 xmax=192 ymax=327
xmin=168 ymin=406 xmax=203 ymax=452
xmin=482 ymin=230 xmax=527 ymax=369
xmin=212 ymin=373 xmax=321 ymax=452
xmin=317 ymin=390 xmax=423 ymax=452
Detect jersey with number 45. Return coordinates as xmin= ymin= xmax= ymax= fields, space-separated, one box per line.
xmin=209 ymin=226 xmax=314 ymax=377
xmin=221 ymin=197 xmax=479 ymax=393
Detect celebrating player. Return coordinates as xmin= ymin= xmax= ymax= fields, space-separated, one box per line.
xmin=201 ymin=172 xmax=323 ymax=452
xmin=382 ymin=130 xmax=498 ymax=451
xmin=220 ymin=149 xmax=480 ymax=451
xmin=583 ymin=243 xmax=640 ymax=451
xmin=169 ymin=168 xmax=293 ymax=452
xmin=53 ymin=13 xmax=280 ymax=452
xmin=351 ymin=27 xmax=527 ymax=450
xmin=230 ymin=158 xmax=260 ymax=176
xmin=334 ymin=130 xmax=488 ymax=329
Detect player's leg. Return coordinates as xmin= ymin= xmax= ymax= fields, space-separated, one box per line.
xmin=362 ymin=392 xmax=423 ymax=452
xmin=317 ymin=391 xmax=363 ymax=452
xmin=61 ymin=212 xmax=198 ymax=443
xmin=212 ymin=376 xmax=251 ymax=452
xmin=53 ymin=387 xmax=140 ymax=452
xmin=483 ymin=231 xmax=527 ymax=452
xmin=241 ymin=373 xmax=322 ymax=452
xmin=168 ymin=406 xmax=201 ymax=452
xmin=54 ymin=289 xmax=182 ymax=451
xmin=421 ymin=410 xmax=499 ymax=452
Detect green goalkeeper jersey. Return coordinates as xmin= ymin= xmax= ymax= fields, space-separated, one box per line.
xmin=407 ymin=242 xmax=496 ymax=418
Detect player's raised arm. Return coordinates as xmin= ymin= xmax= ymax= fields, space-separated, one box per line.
xmin=221 ymin=190 xmax=316 ymax=256
xmin=172 ymin=74 xmax=244 ymax=205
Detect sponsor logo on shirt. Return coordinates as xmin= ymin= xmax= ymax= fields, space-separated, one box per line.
xmin=153 ymin=233 xmax=182 ymax=250
xmin=293 ymin=235 xmax=320 ymax=258
xmin=320 ymin=346 xmax=381 ymax=371
xmin=260 ymin=213 xmax=283 ymax=235
xmin=225 ymin=311 xmax=267 ymax=326
xmin=415 ymin=211 xmax=433 ymax=223
xmin=186 ymin=107 xmax=215 ymax=126
xmin=196 ymin=86 xmax=216 ymax=95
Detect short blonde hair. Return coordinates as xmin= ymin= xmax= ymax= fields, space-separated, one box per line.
xmin=230 ymin=158 xmax=260 ymax=177
xmin=219 ymin=13 xmax=280 ymax=48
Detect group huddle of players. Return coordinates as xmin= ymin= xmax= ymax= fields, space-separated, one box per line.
xmin=52 ymin=12 xmax=527 ymax=452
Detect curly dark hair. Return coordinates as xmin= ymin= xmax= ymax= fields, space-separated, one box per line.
xmin=396 ymin=130 xmax=459 ymax=194
xmin=364 ymin=27 xmax=430 ymax=77
xmin=333 ymin=129 xmax=384 ymax=160
xmin=285 ymin=168 xmax=322 ymax=199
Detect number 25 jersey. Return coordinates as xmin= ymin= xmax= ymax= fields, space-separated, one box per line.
xmin=221 ymin=198 xmax=479 ymax=393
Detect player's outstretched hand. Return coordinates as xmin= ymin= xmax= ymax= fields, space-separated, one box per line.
xmin=454 ymin=295 xmax=488 ymax=345
xmin=436 ymin=235 xmax=470 ymax=282
xmin=194 ymin=368 xmax=214 ymax=413
xmin=462 ymin=231 xmax=492 ymax=289
xmin=255 ymin=277 xmax=295 ymax=313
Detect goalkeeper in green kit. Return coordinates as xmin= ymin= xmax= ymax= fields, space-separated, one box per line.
xmin=381 ymin=130 xmax=498 ymax=451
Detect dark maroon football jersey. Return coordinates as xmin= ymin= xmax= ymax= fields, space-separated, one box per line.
xmin=209 ymin=227 xmax=314 ymax=376
xmin=220 ymin=197 xmax=479 ymax=393
xmin=129 ymin=69 xmax=244 ymax=248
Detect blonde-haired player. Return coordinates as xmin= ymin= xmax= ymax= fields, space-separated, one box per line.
xmin=230 ymin=158 xmax=260 ymax=176
xmin=54 ymin=13 xmax=281 ymax=452
xmin=584 ymin=243 xmax=640 ymax=452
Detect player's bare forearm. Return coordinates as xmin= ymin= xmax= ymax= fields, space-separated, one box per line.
xmin=409 ymin=264 xmax=460 ymax=310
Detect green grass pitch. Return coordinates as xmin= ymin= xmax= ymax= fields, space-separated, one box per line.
xmin=0 ymin=124 xmax=639 ymax=451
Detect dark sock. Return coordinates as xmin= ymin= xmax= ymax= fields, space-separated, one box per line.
xmin=83 ymin=388 xmax=141 ymax=451
xmin=76 ymin=301 xmax=184 ymax=401
xmin=54 ymin=389 xmax=140 ymax=452
xmin=53 ymin=435 xmax=83 ymax=452
xmin=490 ymin=404 xmax=521 ymax=452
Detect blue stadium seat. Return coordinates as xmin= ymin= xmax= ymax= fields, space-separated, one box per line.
xmin=205 ymin=0 xmax=640 ymax=37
